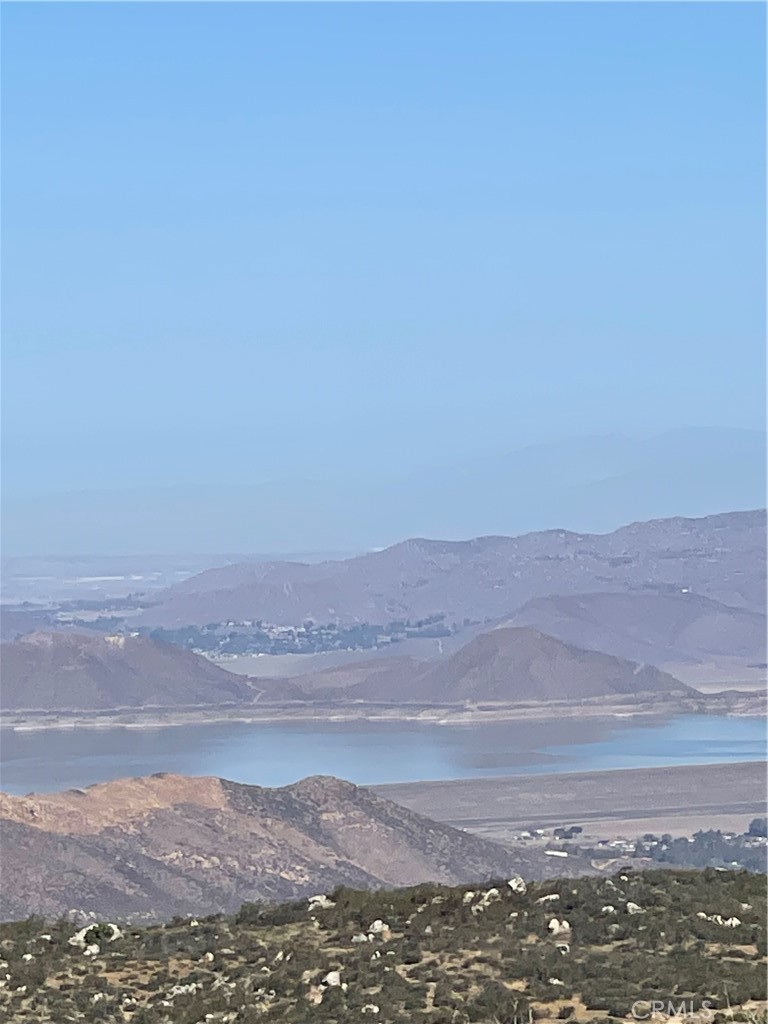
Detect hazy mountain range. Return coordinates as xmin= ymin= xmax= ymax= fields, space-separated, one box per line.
xmin=2 ymin=509 xmax=764 ymax=712
xmin=3 ymin=427 xmax=764 ymax=555
xmin=136 ymin=509 xmax=765 ymax=628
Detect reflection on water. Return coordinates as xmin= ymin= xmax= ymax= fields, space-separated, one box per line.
xmin=0 ymin=714 xmax=764 ymax=795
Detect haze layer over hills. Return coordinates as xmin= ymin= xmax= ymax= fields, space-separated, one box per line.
xmin=0 ymin=773 xmax=575 ymax=922
xmin=136 ymin=510 xmax=765 ymax=629
xmin=6 ymin=428 xmax=764 ymax=556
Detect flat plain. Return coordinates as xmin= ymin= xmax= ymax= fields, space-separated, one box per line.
xmin=375 ymin=760 xmax=768 ymax=844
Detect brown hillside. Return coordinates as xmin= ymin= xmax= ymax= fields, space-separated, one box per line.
xmin=0 ymin=773 xmax=588 ymax=922
xmin=0 ymin=631 xmax=253 ymax=711
xmin=343 ymin=627 xmax=692 ymax=703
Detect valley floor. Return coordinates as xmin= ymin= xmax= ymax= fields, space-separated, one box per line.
xmin=375 ymin=761 xmax=768 ymax=846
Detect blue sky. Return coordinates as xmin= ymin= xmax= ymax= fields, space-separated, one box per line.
xmin=1 ymin=3 xmax=765 ymax=552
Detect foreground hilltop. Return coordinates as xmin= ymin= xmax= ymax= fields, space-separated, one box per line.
xmin=285 ymin=626 xmax=692 ymax=703
xmin=0 ymin=773 xmax=585 ymax=922
xmin=136 ymin=509 xmax=766 ymax=627
xmin=0 ymin=631 xmax=254 ymax=711
xmin=1 ymin=869 xmax=765 ymax=1023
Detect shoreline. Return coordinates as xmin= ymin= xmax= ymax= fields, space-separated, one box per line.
xmin=2 ymin=689 xmax=764 ymax=733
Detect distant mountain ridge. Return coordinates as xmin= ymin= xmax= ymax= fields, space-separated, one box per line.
xmin=0 ymin=773 xmax=584 ymax=922
xmin=136 ymin=509 xmax=766 ymax=628
xmin=501 ymin=592 xmax=767 ymax=666
xmin=0 ymin=631 xmax=254 ymax=711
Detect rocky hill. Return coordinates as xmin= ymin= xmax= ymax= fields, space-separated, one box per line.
xmin=1 ymin=869 xmax=764 ymax=1023
xmin=282 ymin=627 xmax=693 ymax=703
xmin=500 ymin=592 xmax=767 ymax=667
xmin=0 ymin=773 xmax=588 ymax=922
xmin=134 ymin=510 xmax=766 ymax=628
xmin=0 ymin=632 xmax=254 ymax=711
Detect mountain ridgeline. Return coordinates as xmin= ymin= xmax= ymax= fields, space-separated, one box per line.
xmin=0 ymin=773 xmax=586 ymax=923
xmin=135 ymin=510 xmax=765 ymax=628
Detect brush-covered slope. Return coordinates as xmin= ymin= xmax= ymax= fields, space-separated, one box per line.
xmin=1 ymin=869 xmax=765 ymax=1023
xmin=0 ymin=773 xmax=586 ymax=922
xmin=0 ymin=631 xmax=253 ymax=711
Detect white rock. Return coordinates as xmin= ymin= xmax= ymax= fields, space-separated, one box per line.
xmin=548 ymin=918 xmax=571 ymax=936
xmin=508 ymin=876 xmax=527 ymax=894
xmin=463 ymin=891 xmax=476 ymax=904
xmin=308 ymin=894 xmax=336 ymax=911
xmin=367 ymin=919 xmax=391 ymax=938
xmin=68 ymin=926 xmax=92 ymax=948
xmin=601 ymin=905 xmax=616 ymax=914
xmin=362 ymin=1004 xmax=380 ymax=1014
xmin=323 ymin=970 xmax=342 ymax=988
xmin=548 ymin=977 xmax=564 ymax=986
xmin=83 ymin=943 xmax=100 ymax=957
xmin=626 ymin=902 xmax=645 ymax=915
xmin=536 ymin=894 xmax=560 ymax=904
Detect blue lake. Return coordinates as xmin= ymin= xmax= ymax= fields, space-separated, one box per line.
xmin=0 ymin=714 xmax=764 ymax=795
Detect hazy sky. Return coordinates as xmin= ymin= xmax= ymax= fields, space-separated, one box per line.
xmin=2 ymin=3 xmax=765 ymax=551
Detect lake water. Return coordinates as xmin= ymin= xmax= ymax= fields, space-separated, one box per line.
xmin=0 ymin=714 xmax=764 ymax=795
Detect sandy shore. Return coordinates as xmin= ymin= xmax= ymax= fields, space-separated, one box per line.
xmin=3 ymin=689 xmax=764 ymax=733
